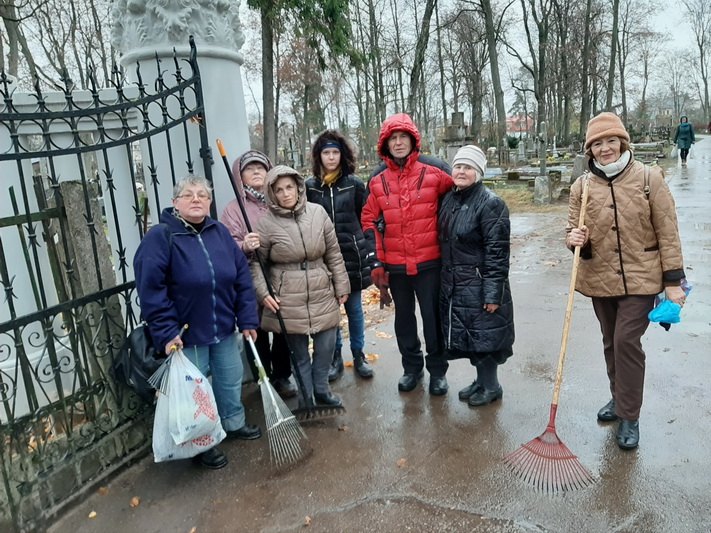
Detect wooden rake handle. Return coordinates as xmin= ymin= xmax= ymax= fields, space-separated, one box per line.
xmin=551 ymin=177 xmax=590 ymax=406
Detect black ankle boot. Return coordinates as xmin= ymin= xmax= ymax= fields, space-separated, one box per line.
xmin=353 ymin=349 xmax=374 ymax=378
xmin=328 ymin=348 xmax=344 ymax=382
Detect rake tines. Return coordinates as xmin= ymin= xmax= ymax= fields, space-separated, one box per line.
xmin=503 ymin=405 xmax=594 ymax=493
xmin=247 ymin=338 xmax=310 ymax=468
xmin=260 ymin=379 xmax=311 ymax=468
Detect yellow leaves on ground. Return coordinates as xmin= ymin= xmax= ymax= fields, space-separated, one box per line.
xmin=88 ymin=511 xmax=97 ymax=519
xmin=338 ymin=425 xmax=349 ymax=431
xmin=97 ymin=487 xmax=108 ymax=495
xmin=396 ymin=458 xmax=407 ymax=467
xmin=375 ymin=331 xmax=392 ymax=339
xmin=365 ymin=353 xmax=379 ymax=362
xmin=130 ymin=496 xmax=140 ymax=507
xmin=304 ymin=516 xmax=312 ymax=526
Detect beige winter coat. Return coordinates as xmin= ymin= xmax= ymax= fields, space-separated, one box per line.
xmin=251 ymin=165 xmax=350 ymax=335
xmin=566 ymin=157 xmax=685 ymax=298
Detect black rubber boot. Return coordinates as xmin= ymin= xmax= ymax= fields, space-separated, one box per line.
xmin=353 ymin=349 xmax=374 ymax=378
xmin=328 ymin=348 xmax=344 ymax=382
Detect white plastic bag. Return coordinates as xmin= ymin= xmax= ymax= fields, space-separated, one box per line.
xmin=670 ymin=145 xmax=678 ymax=159
xmin=166 ymin=349 xmax=221 ymax=444
xmin=152 ymin=396 xmax=226 ymax=462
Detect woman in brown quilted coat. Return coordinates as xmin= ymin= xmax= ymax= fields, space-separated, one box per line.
xmin=567 ymin=112 xmax=686 ymax=450
xmin=251 ymin=165 xmax=350 ymax=407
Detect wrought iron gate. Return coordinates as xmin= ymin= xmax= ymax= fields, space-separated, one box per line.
xmin=0 ymin=37 xmax=212 ymax=531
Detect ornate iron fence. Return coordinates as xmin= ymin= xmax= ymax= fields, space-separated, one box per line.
xmin=0 ymin=37 xmax=211 ymax=531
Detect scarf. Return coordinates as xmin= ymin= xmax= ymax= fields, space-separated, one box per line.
xmin=593 ymin=150 xmax=632 ymax=178
xmin=244 ymin=184 xmax=266 ymax=203
xmin=322 ymin=167 xmax=341 ymax=187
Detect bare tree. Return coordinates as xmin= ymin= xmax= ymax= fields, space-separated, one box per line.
xmin=682 ymin=0 xmax=711 ymax=121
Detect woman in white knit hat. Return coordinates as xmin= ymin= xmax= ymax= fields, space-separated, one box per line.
xmin=438 ymin=144 xmax=515 ymax=407
xmin=567 ymin=112 xmax=686 ymax=450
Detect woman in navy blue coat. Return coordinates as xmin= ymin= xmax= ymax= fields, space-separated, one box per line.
xmin=438 ymin=145 xmax=515 ymax=407
xmin=134 ymin=175 xmax=262 ymax=469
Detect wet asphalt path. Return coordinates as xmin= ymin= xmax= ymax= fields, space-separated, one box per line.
xmin=50 ymin=137 xmax=711 ymax=533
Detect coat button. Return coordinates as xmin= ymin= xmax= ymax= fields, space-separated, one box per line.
xmin=611 ymin=226 xmax=617 ymax=231
xmin=614 ymin=248 xmax=619 ymax=253
xmin=617 ymin=271 xmax=622 ymax=275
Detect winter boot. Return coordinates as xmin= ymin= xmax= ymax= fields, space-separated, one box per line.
xmin=353 ymin=349 xmax=374 ymax=378
xmin=328 ymin=348 xmax=344 ymax=382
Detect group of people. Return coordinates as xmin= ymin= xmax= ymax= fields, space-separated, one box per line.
xmin=133 ymin=109 xmax=686 ymax=469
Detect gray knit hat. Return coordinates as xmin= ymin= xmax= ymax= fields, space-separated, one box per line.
xmin=453 ymin=144 xmax=487 ymax=177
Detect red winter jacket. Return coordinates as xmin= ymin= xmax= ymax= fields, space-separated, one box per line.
xmin=361 ymin=114 xmax=453 ymax=275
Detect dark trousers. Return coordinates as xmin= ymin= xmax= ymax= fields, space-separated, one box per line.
xmin=680 ymin=148 xmax=689 ymax=161
xmin=246 ymin=328 xmax=291 ymax=380
xmin=389 ymin=268 xmax=448 ymax=378
xmin=592 ymin=295 xmax=655 ymax=420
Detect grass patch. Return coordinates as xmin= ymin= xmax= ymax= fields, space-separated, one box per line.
xmin=486 ymin=182 xmax=567 ymax=213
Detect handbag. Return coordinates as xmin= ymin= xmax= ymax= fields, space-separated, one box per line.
xmin=112 ymin=323 xmax=165 ymax=404
xmin=112 ymin=224 xmax=173 ymax=403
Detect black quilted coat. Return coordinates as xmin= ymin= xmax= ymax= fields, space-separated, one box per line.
xmin=306 ymin=173 xmax=372 ymax=291
xmin=438 ymin=182 xmax=515 ymax=361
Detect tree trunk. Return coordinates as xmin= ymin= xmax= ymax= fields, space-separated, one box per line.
xmin=578 ymin=0 xmax=593 ymax=136
xmin=605 ymin=0 xmax=620 ymax=110
xmin=435 ymin=3 xmax=448 ymax=128
xmin=261 ymin=4 xmax=277 ymax=160
xmin=406 ymin=0 xmax=437 ymax=115
xmin=481 ymin=0 xmax=507 ymax=151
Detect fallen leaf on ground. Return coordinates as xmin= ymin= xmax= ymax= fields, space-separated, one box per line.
xmin=188 ymin=528 xmax=197 ymax=533
xmin=344 ymin=361 xmax=354 ymax=367
xmin=88 ymin=511 xmax=97 ymax=519
xmin=397 ymin=458 xmax=407 ymax=467
xmin=543 ymin=261 xmax=559 ymax=266
xmin=130 ymin=496 xmax=140 ymax=507
xmin=365 ymin=353 xmax=379 ymax=361
xmin=375 ymin=331 xmax=393 ymax=339
xmin=304 ymin=516 xmax=312 ymax=526
xmin=97 ymin=487 xmax=108 ymax=495
xmin=338 ymin=425 xmax=349 ymax=431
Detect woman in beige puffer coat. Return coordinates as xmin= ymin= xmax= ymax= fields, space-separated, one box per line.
xmin=251 ymin=165 xmax=350 ymax=407
xmin=567 ymin=112 xmax=686 ymax=452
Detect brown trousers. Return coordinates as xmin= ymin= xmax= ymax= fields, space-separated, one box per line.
xmin=591 ymin=295 xmax=656 ymax=421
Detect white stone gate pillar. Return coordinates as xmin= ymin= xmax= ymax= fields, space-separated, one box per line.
xmin=111 ymin=0 xmax=251 ymax=217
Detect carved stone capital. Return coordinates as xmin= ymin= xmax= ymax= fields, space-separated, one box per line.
xmin=111 ymin=0 xmax=245 ymax=55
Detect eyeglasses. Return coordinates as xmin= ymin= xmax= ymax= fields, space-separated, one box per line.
xmin=175 ymin=192 xmax=211 ymax=201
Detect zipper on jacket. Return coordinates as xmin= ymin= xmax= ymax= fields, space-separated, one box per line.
xmin=330 ymin=187 xmax=336 ymax=228
xmin=294 ymin=211 xmax=313 ymax=331
xmin=196 ymin=233 xmax=220 ymax=344
xmin=379 ymin=173 xmax=390 ymax=205
xmin=353 ymin=234 xmax=363 ymax=288
xmin=447 ymin=297 xmax=453 ymax=348
xmin=416 ymin=167 xmax=426 ymax=199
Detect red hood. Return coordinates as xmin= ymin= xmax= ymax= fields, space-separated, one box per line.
xmin=377 ymin=113 xmax=421 ymax=160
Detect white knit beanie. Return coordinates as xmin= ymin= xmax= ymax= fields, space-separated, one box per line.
xmin=453 ymin=144 xmax=487 ymax=177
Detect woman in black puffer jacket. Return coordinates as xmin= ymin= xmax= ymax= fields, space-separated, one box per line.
xmin=439 ymin=145 xmax=515 ymax=407
xmin=306 ymin=130 xmax=374 ymax=380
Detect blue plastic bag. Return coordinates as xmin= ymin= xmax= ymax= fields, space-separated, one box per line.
xmin=648 ymin=299 xmax=682 ymax=324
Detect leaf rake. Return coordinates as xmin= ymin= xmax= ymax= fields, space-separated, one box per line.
xmin=503 ymin=177 xmax=594 ymax=493
xmin=247 ymin=338 xmax=310 ymax=468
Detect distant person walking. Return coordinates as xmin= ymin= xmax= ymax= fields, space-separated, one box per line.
xmin=673 ymin=115 xmax=695 ymax=166
xmin=439 ymin=145 xmax=515 ymax=407
xmin=567 ymin=112 xmax=686 ymax=450
xmin=306 ymin=129 xmax=374 ymax=381
xmin=361 ymin=113 xmax=453 ymax=395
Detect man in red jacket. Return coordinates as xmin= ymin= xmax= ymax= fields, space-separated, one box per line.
xmin=362 ymin=114 xmax=454 ymax=395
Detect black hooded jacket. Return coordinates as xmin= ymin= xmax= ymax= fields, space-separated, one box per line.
xmin=306 ymin=173 xmax=372 ymax=291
